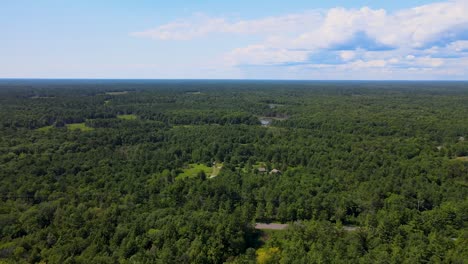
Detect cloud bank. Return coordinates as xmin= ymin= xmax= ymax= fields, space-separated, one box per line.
xmin=132 ymin=0 xmax=468 ymax=79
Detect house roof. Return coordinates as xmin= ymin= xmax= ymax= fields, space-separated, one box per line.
xmin=270 ymin=169 xmax=281 ymax=174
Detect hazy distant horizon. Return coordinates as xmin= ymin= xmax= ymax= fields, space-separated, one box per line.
xmin=1 ymin=78 xmax=468 ymax=82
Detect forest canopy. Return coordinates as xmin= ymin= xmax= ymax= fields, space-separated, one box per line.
xmin=0 ymin=80 xmax=467 ymax=263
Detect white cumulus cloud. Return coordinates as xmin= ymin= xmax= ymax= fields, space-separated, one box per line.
xmin=131 ymin=0 xmax=468 ymax=79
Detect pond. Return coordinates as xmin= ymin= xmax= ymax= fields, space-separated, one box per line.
xmin=259 ymin=118 xmax=272 ymax=126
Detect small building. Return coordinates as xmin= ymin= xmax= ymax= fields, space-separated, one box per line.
xmin=258 ymin=167 xmax=267 ymax=173
xmin=270 ymin=169 xmax=281 ymax=174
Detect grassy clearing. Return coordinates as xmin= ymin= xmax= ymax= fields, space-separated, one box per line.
xmin=117 ymin=114 xmax=137 ymax=120
xmin=178 ymin=163 xmax=213 ymax=179
xmin=36 ymin=125 xmax=53 ymax=132
xmin=178 ymin=162 xmax=224 ymax=179
xmin=66 ymin=123 xmax=94 ymax=132
xmin=455 ymin=156 xmax=468 ymax=162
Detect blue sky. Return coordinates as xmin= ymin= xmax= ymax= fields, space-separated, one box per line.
xmin=1 ymin=0 xmax=468 ymax=80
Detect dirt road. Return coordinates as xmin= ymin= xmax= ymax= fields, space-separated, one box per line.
xmin=255 ymin=223 xmax=289 ymax=230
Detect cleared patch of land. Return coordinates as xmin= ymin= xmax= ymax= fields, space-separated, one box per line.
xmin=209 ymin=163 xmax=223 ymax=178
xmin=255 ymin=223 xmax=289 ymax=230
xmin=105 ymin=91 xmax=129 ymax=95
xmin=117 ymin=114 xmax=137 ymax=120
xmin=178 ymin=163 xmax=212 ymax=179
xmin=66 ymin=123 xmax=94 ymax=132
xmin=455 ymin=156 xmax=468 ymax=162
xmin=178 ymin=163 xmax=223 ymax=179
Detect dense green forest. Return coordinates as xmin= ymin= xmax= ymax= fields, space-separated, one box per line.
xmin=0 ymin=80 xmax=467 ymax=263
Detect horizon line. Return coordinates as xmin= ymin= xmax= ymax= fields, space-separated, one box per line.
xmin=1 ymin=78 xmax=468 ymax=82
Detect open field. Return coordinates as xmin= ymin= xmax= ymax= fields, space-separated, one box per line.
xmin=66 ymin=123 xmax=94 ymax=131
xmin=177 ymin=163 xmax=213 ymax=179
xmin=178 ymin=163 xmax=223 ymax=179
